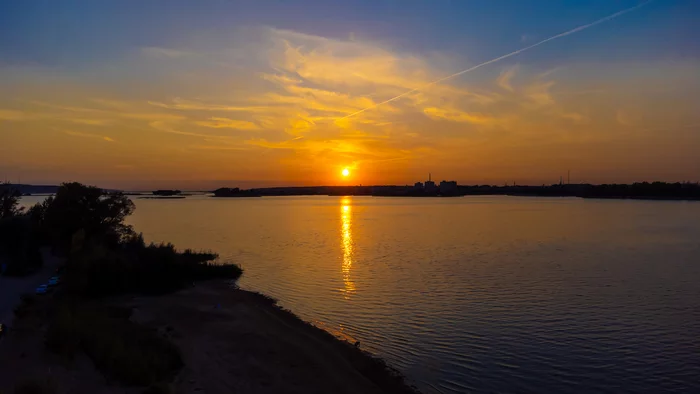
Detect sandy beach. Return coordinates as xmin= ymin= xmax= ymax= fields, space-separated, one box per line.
xmin=0 ymin=281 xmax=419 ymax=394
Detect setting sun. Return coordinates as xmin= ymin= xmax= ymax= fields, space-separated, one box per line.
xmin=342 ymin=168 xmax=350 ymax=177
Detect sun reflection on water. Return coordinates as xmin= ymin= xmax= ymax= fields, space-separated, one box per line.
xmin=340 ymin=197 xmax=356 ymax=298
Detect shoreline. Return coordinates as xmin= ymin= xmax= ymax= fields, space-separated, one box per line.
xmin=0 ymin=280 xmax=420 ymax=394
xmin=130 ymin=281 xmax=421 ymax=394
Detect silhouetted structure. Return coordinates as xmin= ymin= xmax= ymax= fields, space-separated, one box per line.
xmin=424 ymin=173 xmax=437 ymax=194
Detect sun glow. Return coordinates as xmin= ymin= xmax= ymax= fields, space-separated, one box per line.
xmin=342 ymin=168 xmax=350 ymax=177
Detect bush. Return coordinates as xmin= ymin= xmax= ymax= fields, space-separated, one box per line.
xmin=46 ymin=301 xmax=183 ymax=386
xmin=64 ymin=236 xmax=242 ymax=297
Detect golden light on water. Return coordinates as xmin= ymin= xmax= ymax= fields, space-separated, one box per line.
xmin=340 ymin=197 xmax=355 ymax=298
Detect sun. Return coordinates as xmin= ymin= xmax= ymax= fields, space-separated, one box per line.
xmin=342 ymin=168 xmax=350 ymax=177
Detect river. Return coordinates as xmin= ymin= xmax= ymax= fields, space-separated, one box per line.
xmin=21 ymin=195 xmax=700 ymax=393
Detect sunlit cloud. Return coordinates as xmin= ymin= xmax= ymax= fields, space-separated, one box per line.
xmin=423 ymin=107 xmax=496 ymax=125
xmin=194 ymin=117 xmax=260 ymax=130
xmin=0 ymin=109 xmax=29 ymax=121
xmin=69 ymin=118 xmax=112 ymax=126
xmin=63 ymin=130 xmax=116 ymax=142
xmin=148 ymin=99 xmax=268 ymax=112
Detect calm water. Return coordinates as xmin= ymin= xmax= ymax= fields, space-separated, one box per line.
xmin=27 ymin=195 xmax=700 ymax=392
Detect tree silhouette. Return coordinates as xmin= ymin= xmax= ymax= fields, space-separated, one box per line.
xmin=0 ymin=182 xmax=23 ymax=218
xmin=43 ymin=182 xmax=135 ymax=251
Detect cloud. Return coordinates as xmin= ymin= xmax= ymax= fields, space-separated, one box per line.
xmin=194 ymin=117 xmax=260 ymax=130
xmin=423 ymin=107 xmax=495 ymax=124
xmin=497 ymin=65 xmax=518 ymax=91
xmin=0 ymin=109 xmax=29 ymax=121
xmin=616 ymin=110 xmax=633 ymax=126
xmin=339 ymin=1 xmax=653 ymax=121
xmin=561 ymin=112 xmax=588 ymax=124
xmin=148 ymin=99 xmax=267 ymax=112
xmin=5 ymin=9 xmax=698 ymax=187
xmin=525 ymin=80 xmax=556 ymax=108
xmin=63 ymin=130 xmax=116 ymax=142
xmin=69 ymin=118 xmax=111 ymax=126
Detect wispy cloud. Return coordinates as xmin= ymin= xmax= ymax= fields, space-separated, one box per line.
xmin=63 ymin=130 xmax=116 ymax=142
xmin=497 ymin=65 xmax=518 ymax=92
xmin=616 ymin=110 xmax=633 ymax=126
xmin=194 ymin=117 xmax=260 ymax=130
xmin=339 ymin=0 xmax=654 ymax=120
xmin=423 ymin=107 xmax=495 ymax=124
xmin=148 ymin=99 xmax=267 ymax=112
xmin=0 ymin=109 xmax=29 ymax=121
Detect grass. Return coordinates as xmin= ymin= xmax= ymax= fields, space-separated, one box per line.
xmin=46 ymin=300 xmax=183 ymax=386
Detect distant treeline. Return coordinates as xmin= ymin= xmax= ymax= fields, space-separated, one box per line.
xmin=212 ymin=182 xmax=700 ymax=200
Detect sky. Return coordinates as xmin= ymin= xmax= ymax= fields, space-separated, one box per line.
xmin=1 ymin=0 xmax=699 ymax=190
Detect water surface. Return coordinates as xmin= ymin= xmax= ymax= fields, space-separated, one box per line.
xmin=30 ymin=195 xmax=700 ymax=393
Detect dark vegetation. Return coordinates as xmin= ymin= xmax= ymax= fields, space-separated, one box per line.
xmin=0 ymin=183 xmax=40 ymax=276
xmin=213 ymin=187 xmax=261 ymax=197
xmin=45 ymin=302 xmax=183 ymax=386
xmin=214 ymin=181 xmax=700 ymax=199
xmin=152 ymin=190 xmax=182 ymax=196
xmin=3 ymin=182 xmax=241 ymax=389
xmin=65 ymin=235 xmax=240 ymax=297
xmin=0 ymin=216 xmax=42 ymax=276
xmin=12 ymin=380 xmax=56 ymax=394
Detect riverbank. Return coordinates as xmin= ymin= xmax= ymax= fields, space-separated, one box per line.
xmin=0 ymin=280 xmax=419 ymax=394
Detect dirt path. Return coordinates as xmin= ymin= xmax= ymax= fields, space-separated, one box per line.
xmin=0 ymin=248 xmax=61 ymax=329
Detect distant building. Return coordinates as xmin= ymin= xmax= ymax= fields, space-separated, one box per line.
xmin=414 ymin=182 xmax=424 ymax=190
xmin=439 ymin=181 xmax=457 ymax=194
xmin=424 ymin=173 xmax=437 ymax=193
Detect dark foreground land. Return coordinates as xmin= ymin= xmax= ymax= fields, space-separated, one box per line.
xmin=0 ymin=281 xmax=418 ymax=394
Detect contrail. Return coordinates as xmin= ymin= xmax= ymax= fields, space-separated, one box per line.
xmin=339 ymin=0 xmax=653 ymax=121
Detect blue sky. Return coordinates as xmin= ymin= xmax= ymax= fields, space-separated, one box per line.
xmin=1 ymin=0 xmax=699 ymax=189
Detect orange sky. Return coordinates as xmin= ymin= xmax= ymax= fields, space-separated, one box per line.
xmin=1 ymin=3 xmax=699 ymax=190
